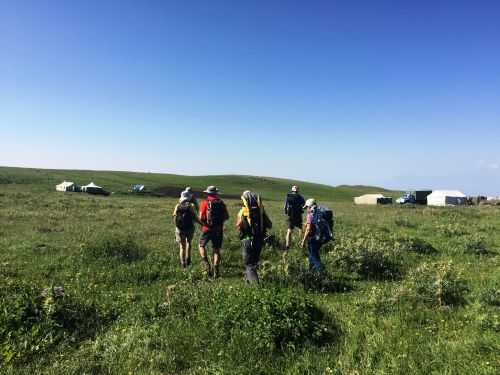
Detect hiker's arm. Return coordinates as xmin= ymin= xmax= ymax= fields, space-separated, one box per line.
xmin=192 ymin=206 xmax=203 ymax=225
xmin=300 ymin=224 xmax=311 ymax=248
xmin=235 ymin=215 xmax=242 ymax=228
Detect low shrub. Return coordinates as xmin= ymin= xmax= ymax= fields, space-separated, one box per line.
xmin=436 ymin=223 xmax=468 ymax=237
xmin=0 ymin=283 xmax=115 ymax=365
xmin=394 ymin=217 xmax=416 ymax=228
xmin=330 ymin=235 xmax=402 ymax=280
xmin=82 ymin=233 xmax=145 ymax=262
xmin=480 ymin=284 xmax=500 ymax=307
xmin=460 ymin=234 xmax=490 ymax=255
xmin=202 ymin=286 xmax=334 ymax=352
xmin=394 ymin=235 xmax=437 ymax=255
xmin=365 ymin=286 xmax=400 ymax=314
xmin=477 ymin=311 xmax=500 ymax=332
xmin=403 ymin=261 xmax=468 ymax=308
xmin=260 ymin=254 xmax=353 ymax=293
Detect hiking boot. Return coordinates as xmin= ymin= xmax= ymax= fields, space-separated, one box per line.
xmin=213 ymin=265 xmax=220 ymax=279
xmin=201 ymin=258 xmax=212 ymax=277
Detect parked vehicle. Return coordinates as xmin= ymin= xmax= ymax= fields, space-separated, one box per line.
xmin=396 ymin=192 xmax=416 ymax=204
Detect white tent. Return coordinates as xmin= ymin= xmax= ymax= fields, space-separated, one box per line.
xmin=81 ymin=182 xmax=103 ymax=192
xmin=56 ymin=181 xmax=76 ymax=192
xmin=354 ymin=194 xmax=392 ymax=205
xmin=427 ymin=190 xmax=466 ymax=206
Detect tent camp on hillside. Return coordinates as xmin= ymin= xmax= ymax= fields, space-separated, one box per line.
xmin=427 ymin=190 xmax=466 ymax=206
xmin=82 ymin=182 xmax=109 ymax=196
xmin=354 ymin=194 xmax=393 ymax=205
xmin=55 ymin=181 xmax=79 ymax=192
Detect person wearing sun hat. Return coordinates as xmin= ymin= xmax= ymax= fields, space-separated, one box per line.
xmin=300 ymin=198 xmax=324 ymax=272
xmin=173 ymin=195 xmax=202 ymax=268
xmin=180 ymin=186 xmax=199 ymax=213
xmin=284 ymin=185 xmax=305 ymax=249
xmin=198 ymin=186 xmax=229 ymax=278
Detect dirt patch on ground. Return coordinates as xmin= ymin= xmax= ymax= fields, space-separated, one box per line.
xmin=150 ymin=186 xmax=241 ymax=200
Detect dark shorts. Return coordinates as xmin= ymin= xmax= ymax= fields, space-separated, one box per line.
xmin=199 ymin=229 xmax=223 ymax=249
xmin=287 ymin=216 xmax=303 ymax=230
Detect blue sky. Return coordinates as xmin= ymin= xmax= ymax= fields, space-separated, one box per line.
xmin=1 ymin=0 xmax=499 ymax=194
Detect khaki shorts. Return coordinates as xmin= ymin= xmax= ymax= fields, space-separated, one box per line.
xmin=175 ymin=227 xmax=195 ymax=243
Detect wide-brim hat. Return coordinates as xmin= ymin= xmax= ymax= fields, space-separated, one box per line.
xmin=203 ymin=186 xmax=219 ymax=194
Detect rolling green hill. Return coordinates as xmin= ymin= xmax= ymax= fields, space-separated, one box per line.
xmin=0 ymin=166 xmax=398 ymax=201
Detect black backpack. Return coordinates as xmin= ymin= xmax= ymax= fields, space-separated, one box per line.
xmin=175 ymin=202 xmax=194 ymax=231
xmin=240 ymin=204 xmax=272 ymax=240
xmin=207 ymin=199 xmax=227 ymax=227
xmin=286 ymin=193 xmax=303 ymax=220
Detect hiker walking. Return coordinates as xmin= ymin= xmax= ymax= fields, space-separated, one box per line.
xmin=300 ymin=198 xmax=334 ymax=272
xmin=284 ymin=185 xmax=305 ymax=249
xmin=173 ymin=195 xmax=202 ymax=268
xmin=236 ymin=191 xmax=272 ymax=284
xmin=181 ymin=186 xmax=199 ymax=213
xmin=198 ymin=186 xmax=229 ymax=278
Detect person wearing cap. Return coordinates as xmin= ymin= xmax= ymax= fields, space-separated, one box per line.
xmin=300 ymin=198 xmax=324 ymax=272
xmin=173 ymin=196 xmax=202 ymax=268
xmin=284 ymin=185 xmax=305 ymax=249
xmin=236 ymin=191 xmax=272 ymax=284
xmin=181 ymin=186 xmax=199 ymax=213
xmin=198 ymin=186 xmax=229 ymax=278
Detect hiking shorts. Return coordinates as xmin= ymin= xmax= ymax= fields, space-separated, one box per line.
xmin=287 ymin=216 xmax=303 ymax=230
xmin=175 ymin=227 xmax=195 ymax=244
xmin=199 ymin=229 xmax=223 ymax=249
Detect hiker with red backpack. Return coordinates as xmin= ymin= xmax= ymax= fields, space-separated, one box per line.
xmin=198 ymin=186 xmax=229 ymax=278
xmin=173 ymin=195 xmax=202 ymax=268
xmin=284 ymin=185 xmax=306 ymax=249
xmin=236 ymin=191 xmax=272 ymax=284
xmin=300 ymin=198 xmax=334 ymax=273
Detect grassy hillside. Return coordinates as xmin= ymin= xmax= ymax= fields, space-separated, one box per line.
xmin=0 ymin=183 xmax=498 ymax=374
xmin=0 ymin=166 xmax=399 ymax=202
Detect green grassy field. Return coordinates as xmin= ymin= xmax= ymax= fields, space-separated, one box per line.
xmin=1 ymin=167 xmax=499 ymax=374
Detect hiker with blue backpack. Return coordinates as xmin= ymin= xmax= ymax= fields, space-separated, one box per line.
xmin=236 ymin=191 xmax=272 ymax=284
xmin=300 ymin=198 xmax=334 ymax=272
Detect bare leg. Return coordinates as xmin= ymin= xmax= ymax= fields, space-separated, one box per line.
xmin=186 ymin=240 xmax=192 ymax=266
xmin=199 ymin=244 xmax=207 ymax=259
xmin=179 ymin=241 xmax=187 ymax=267
xmin=213 ymin=248 xmax=221 ymax=278
xmin=286 ymin=229 xmax=293 ymax=249
xmin=199 ymin=245 xmax=211 ymax=275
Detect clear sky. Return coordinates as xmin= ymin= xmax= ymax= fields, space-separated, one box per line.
xmin=1 ymin=0 xmax=499 ymax=194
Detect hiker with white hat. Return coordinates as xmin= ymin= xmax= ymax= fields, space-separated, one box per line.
xmin=198 ymin=186 xmax=229 ymax=278
xmin=180 ymin=186 xmax=199 ymax=213
xmin=300 ymin=198 xmax=324 ymax=272
xmin=284 ymin=185 xmax=305 ymax=249
xmin=173 ymin=195 xmax=202 ymax=268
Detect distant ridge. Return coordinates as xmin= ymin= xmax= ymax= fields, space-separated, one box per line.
xmin=0 ymin=166 xmax=399 ymax=202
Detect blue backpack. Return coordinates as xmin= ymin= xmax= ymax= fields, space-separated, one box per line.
xmin=311 ymin=206 xmax=334 ymax=244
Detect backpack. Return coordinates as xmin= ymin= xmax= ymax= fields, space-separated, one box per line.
xmin=207 ymin=199 xmax=228 ymax=227
xmin=175 ymin=202 xmax=194 ymax=231
xmin=240 ymin=195 xmax=272 ymax=240
xmin=286 ymin=193 xmax=303 ymax=220
xmin=311 ymin=206 xmax=334 ymax=244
